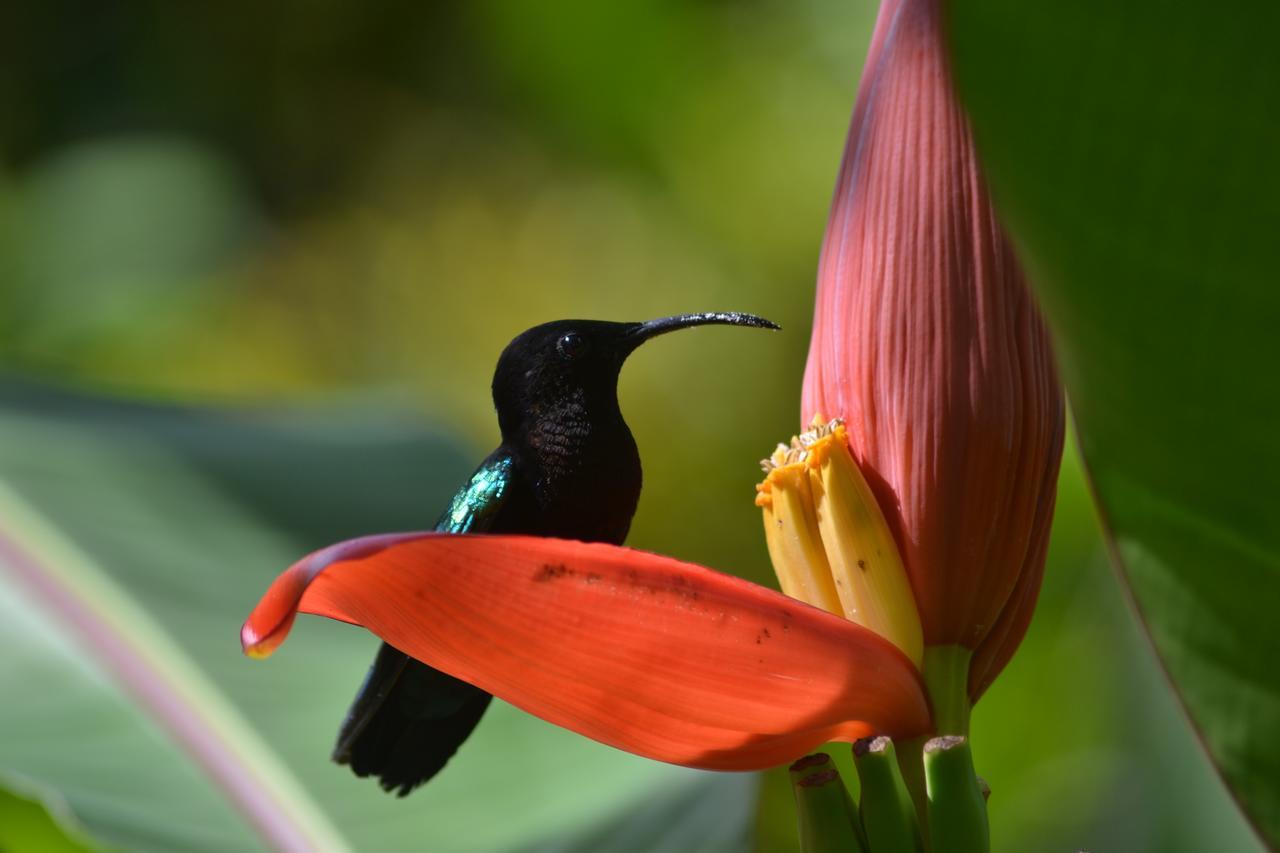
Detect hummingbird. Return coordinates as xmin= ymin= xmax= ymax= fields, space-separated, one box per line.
xmin=332 ymin=311 xmax=780 ymax=795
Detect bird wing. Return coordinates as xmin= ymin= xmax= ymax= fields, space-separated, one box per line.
xmin=331 ymin=449 xmax=516 ymax=790
xmin=432 ymin=448 xmax=516 ymax=535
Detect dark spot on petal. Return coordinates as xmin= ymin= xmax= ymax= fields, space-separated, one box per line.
xmin=857 ymin=559 xmax=867 ymax=571
xmin=535 ymin=563 xmax=571 ymax=582
xmin=586 ymin=572 xmax=602 ymax=584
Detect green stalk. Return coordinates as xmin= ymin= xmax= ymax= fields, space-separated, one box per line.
xmin=852 ymin=737 xmax=922 ymax=853
xmin=923 ymin=737 xmax=989 ymax=853
xmin=921 ymin=645 xmax=973 ymax=736
xmin=895 ymin=735 xmax=929 ymax=842
xmin=789 ymin=755 xmax=865 ymax=853
xmin=897 ymin=646 xmax=975 ymax=846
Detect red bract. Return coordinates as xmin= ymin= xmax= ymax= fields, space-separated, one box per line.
xmin=800 ymin=0 xmax=1065 ymax=697
xmin=243 ymin=533 xmax=931 ymax=769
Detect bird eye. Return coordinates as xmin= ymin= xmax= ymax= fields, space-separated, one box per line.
xmin=556 ymin=332 xmax=588 ymax=360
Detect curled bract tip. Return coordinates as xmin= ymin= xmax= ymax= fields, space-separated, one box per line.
xmin=240 ymin=619 xmax=291 ymax=659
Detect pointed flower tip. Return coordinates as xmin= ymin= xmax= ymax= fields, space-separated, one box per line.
xmin=240 ymin=620 xmax=282 ymax=659
xmin=239 ymin=532 xmax=427 ymax=660
xmin=239 ymin=558 xmax=310 ymax=659
xmin=239 ymin=587 xmax=294 ymax=659
xmin=240 ymin=594 xmax=297 ymax=659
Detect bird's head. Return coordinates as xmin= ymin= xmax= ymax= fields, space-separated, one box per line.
xmin=491 ymin=312 xmax=778 ymax=438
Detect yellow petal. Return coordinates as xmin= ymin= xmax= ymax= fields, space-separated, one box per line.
xmin=806 ymin=422 xmax=923 ymax=666
xmin=758 ymin=463 xmax=843 ymax=616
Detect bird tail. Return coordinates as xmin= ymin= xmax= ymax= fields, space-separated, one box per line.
xmin=333 ymin=642 xmax=492 ymax=796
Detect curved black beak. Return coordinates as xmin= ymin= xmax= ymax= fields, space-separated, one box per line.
xmin=622 ymin=312 xmax=780 ymax=351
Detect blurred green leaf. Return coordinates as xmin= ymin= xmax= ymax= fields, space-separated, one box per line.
xmin=0 ymin=780 xmax=100 ymax=853
xmin=3 ymin=137 xmax=257 ymax=362
xmin=0 ymin=385 xmax=752 ymax=852
xmin=0 ymin=466 xmax=337 ymax=852
xmin=949 ymin=2 xmax=1280 ymax=845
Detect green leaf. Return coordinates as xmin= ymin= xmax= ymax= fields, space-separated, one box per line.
xmin=947 ymin=3 xmax=1280 ymax=845
xmin=0 ymin=779 xmax=101 ymax=853
xmin=0 ymin=385 xmax=752 ymax=852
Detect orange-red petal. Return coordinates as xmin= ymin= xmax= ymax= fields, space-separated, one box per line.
xmin=242 ymin=533 xmax=931 ymax=770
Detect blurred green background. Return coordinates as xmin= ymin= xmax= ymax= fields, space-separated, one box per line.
xmin=0 ymin=1 xmax=1260 ymax=851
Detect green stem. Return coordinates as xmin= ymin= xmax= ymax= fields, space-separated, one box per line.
xmin=900 ymin=646 xmax=975 ymax=848
xmin=923 ymin=737 xmax=989 ymax=853
xmin=895 ymin=735 xmax=929 ymax=846
xmin=852 ymin=737 xmax=923 ymax=853
xmin=789 ymin=755 xmax=866 ymax=853
xmin=921 ymin=645 xmax=973 ymax=736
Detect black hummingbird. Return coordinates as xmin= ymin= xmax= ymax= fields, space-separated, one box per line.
xmin=332 ymin=311 xmax=779 ymax=795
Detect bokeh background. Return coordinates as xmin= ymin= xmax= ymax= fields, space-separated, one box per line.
xmin=0 ymin=1 xmax=1261 ymax=851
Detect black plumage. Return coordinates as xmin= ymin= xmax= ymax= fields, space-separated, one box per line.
xmin=332 ymin=313 xmax=778 ymax=795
